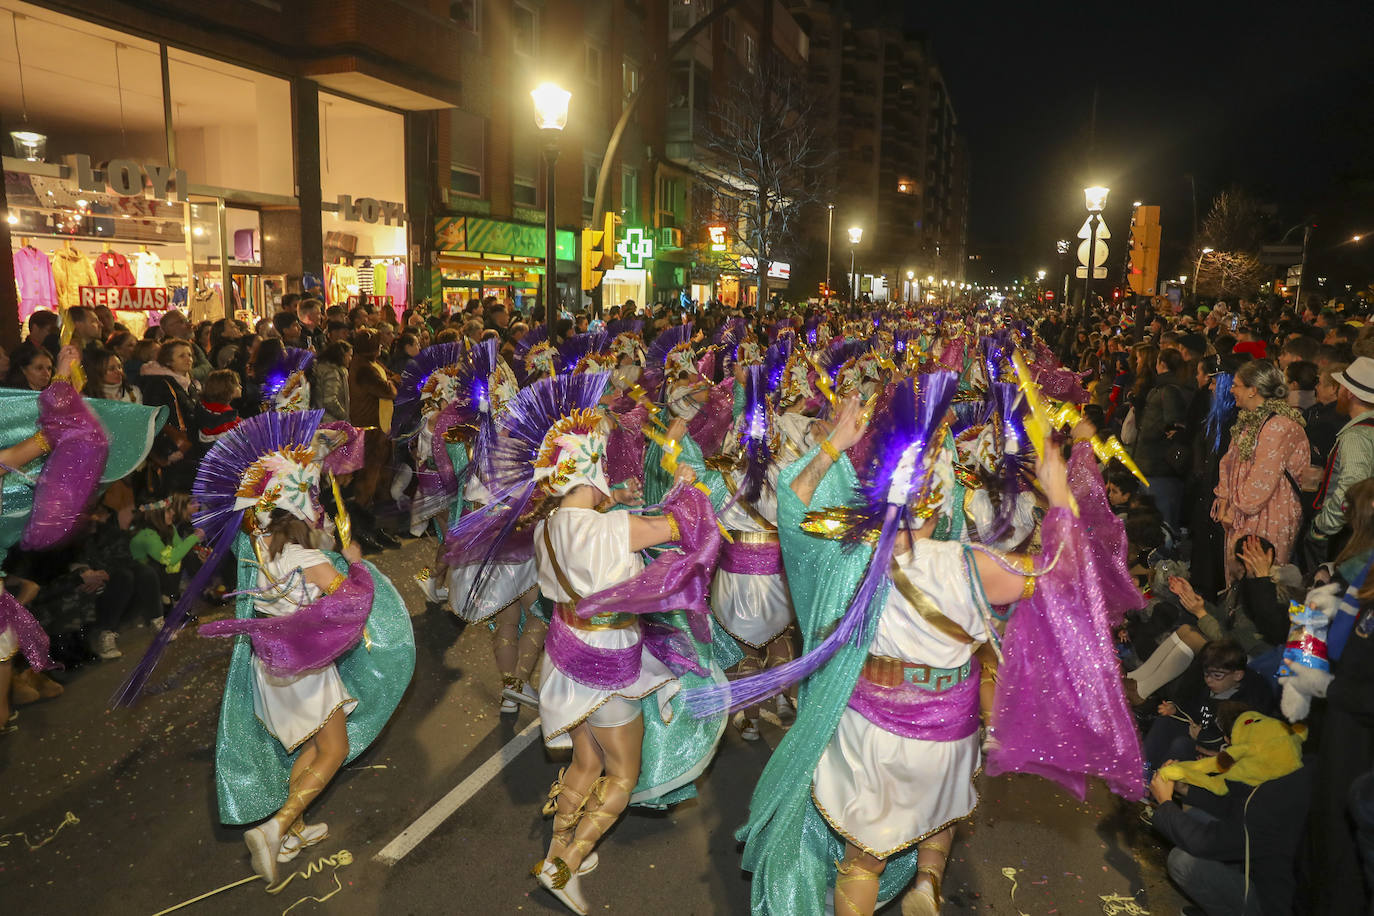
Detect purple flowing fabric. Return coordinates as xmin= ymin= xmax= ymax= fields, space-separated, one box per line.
xmin=1068 ymin=442 xmax=1146 ymax=617
xmin=429 ymin=401 xmax=467 ymax=493
xmin=687 ymin=377 xmax=735 ymax=456
xmin=1032 ymin=365 xmax=1089 ymax=404
xmin=414 ymin=466 xmax=444 ymax=508
xmin=986 ymin=507 xmax=1145 ymax=800
xmin=606 ymin=405 xmax=648 ymax=486
xmin=21 ymin=381 xmax=108 ymax=551
xmin=577 ymin=484 xmax=722 ymax=643
xmin=546 ymin=612 xmax=709 ymax=691
xmin=442 ymin=504 xmax=536 ymax=566
xmin=848 ymin=670 xmax=980 ymax=741
xmin=198 ymin=562 xmax=375 ymax=678
xmin=719 ymin=540 xmax=783 ymax=575
xmin=319 ymin=421 xmax=366 ymax=475
xmin=938 ymin=338 xmax=965 ymax=372
xmin=546 ymin=613 xmax=642 ymax=689
xmin=0 ymin=589 xmax=56 ymax=671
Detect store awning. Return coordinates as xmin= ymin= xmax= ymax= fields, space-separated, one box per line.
xmin=308 ymin=60 xmax=457 ymax=110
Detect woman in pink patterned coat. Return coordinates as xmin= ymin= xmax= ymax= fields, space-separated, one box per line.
xmin=1213 ymin=359 xmax=1310 ymax=584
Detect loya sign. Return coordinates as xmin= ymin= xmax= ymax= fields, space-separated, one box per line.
xmin=79 ymin=286 xmax=169 ymax=310
xmin=67 ymin=155 xmax=187 ymax=201
xmin=335 ymin=195 xmax=407 ymax=226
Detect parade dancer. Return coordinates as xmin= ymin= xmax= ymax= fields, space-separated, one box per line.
xmin=685 ymin=374 xmax=1088 ymax=916
xmin=449 ymin=371 xmax=726 ymax=915
xmin=440 ymin=339 xmax=547 ymax=713
xmin=183 ymin=411 xmax=415 ymax=887
xmin=1 ymin=346 xmax=162 ymax=730
xmin=706 ymin=365 xmax=796 ymax=739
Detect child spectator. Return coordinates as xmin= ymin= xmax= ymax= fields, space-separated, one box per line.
xmin=130 ymin=494 xmax=202 ymax=611
xmin=1144 ymin=639 xmax=1275 ymax=769
xmin=197 ymin=369 xmax=242 ymax=453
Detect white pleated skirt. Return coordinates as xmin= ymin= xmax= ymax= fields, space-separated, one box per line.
xmin=711 ymin=569 xmax=794 ymax=648
xmin=447 ymin=558 xmax=538 ymax=623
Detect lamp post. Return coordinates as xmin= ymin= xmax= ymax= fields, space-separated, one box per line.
xmin=1082 ymin=186 xmax=1109 ymax=316
xmin=825 ymin=204 xmax=835 ymax=300
xmin=906 ymin=270 xmax=914 ymax=306
xmin=531 ymin=82 xmax=571 ymax=331
xmin=847 ymin=226 xmax=863 ymax=302
xmin=1191 ymin=246 xmax=1214 ymax=300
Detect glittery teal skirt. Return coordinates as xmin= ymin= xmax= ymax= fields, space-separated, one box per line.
xmin=215 ymin=537 xmax=415 ymax=825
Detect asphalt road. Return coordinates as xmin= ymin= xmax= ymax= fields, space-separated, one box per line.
xmin=1 ymin=535 xmax=1186 ymax=915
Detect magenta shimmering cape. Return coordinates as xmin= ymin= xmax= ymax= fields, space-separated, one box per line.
xmin=198 ymin=561 xmax=375 ymax=678
xmin=21 ymin=381 xmax=108 ymax=551
xmin=986 ymin=445 xmax=1145 ymax=800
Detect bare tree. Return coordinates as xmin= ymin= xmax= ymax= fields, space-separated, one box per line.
xmin=1190 ymin=187 xmax=1273 ymax=298
xmin=696 ymin=57 xmax=832 ymax=302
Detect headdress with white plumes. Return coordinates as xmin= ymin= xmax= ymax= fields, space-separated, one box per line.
xmin=389 ymin=341 xmax=468 ymax=440
xmin=733 ymin=365 xmax=776 ymax=504
xmin=261 ymin=347 xmax=315 ymax=412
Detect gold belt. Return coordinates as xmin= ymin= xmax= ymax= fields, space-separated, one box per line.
xmin=556 ymin=601 xmax=634 ymax=631
xmin=728 ymin=530 xmax=779 ymax=544
xmin=861 ymin=654 xmax=972 ymax=691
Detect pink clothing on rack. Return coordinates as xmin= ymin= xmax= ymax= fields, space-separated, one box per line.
xmin=13 ymin=245 xmax=59 ymax=318
xmin=386 ymin=260 xmax=407 ymax=307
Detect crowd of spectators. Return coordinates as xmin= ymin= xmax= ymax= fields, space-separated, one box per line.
xmin=1042 ymin=292 xmax=1374 ymax=914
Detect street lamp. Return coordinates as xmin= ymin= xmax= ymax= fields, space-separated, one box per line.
xmin=906 ymin=270 xmax=914 ymax=306
xmin=1192 ymin=246 xmax=1214 ymax=298
xmin=825 ymin=204 xmax=835 ymax=299
xmin=1081 ymin=185 xmax=1109 ymax=312
xmin=531 ymin=82 xmax=571 ymax=330
xmin=847 ymin=226 xmax=863 ymax=302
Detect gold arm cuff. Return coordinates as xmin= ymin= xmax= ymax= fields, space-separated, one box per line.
xmin=820 ymin=438 xmax=841 ymax=462
xmin=1019 ymin=556 xmax=1036 ymax=601
xmin=665 ymin=513 xmax=682 ymax=544
xmin=323 ymin=572 xmax=347 ymax=595
xmin=729 ymin=530 xmax=779 ymax=543
xmin=32 ymin=429 xmax=51 ymax=455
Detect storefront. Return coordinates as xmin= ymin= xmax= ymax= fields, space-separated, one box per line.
xmin=435 ymin=216 xmax=574 ymax=317
xmin=318 ymin=93 xmax=410 ymax=319
xmin=1 ymin=1 xmax=297 ymax=327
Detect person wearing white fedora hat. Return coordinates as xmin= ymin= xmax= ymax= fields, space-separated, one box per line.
xmin=1308 ymin=356 xmax=1374 ymax=564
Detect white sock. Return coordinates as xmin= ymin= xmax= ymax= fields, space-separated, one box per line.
xmin=1127 ymin=631 xmax=1195 ymax=698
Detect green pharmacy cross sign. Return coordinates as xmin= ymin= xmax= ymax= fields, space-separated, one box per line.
xmin=616 ymin=227 xmax=655 ymax=269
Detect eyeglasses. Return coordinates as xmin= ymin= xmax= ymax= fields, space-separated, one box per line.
xmin=1202 ymin=668 xmax=1238 ymax=680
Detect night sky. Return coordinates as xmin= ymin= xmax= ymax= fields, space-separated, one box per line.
xmin=901 ymin=0 xmax=1374 ymax=291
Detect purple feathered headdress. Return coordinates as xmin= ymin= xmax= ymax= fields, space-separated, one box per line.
xmin=979 ymin=381 xmax=1034 ymax=544
xmin=733 ymin=365 xmax=775 ymax=504
xmin=686 ymin=371 xmax=960 ymax=717
xmin=444 ymin=372 xmax=611 ymax=610
xmin=557 ymin=330 xmax=611 ymax=374
xmin=114 ymin=409 xmax=326 ymax=707
xmin=261 ymin=347 xmax=315 ymax=411
xmin=389 ymin=341 xmax=468 ymax=439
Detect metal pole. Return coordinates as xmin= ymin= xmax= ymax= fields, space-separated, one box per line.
xmin=850 ymin=247 xmax=856 ymax=303
xmin=543 ymin=138 xmax=560 ymax=332
xmin=825 ymin=205 xmax=833 ymax=299
xmin=1083 ymin=214 xmax=1098 ymax=315
xmin=1295 ymin=224 xmax=1312 ymax=315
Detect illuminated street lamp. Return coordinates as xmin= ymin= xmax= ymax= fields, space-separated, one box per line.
xmin=825 ymin=204 xmax=835 ymax=299
xmin=906 ymin=270 xmax=915 ymax=306
xmin=1192 ymin=246 xmax=1214 ymax=298
xmin=531 ymin=82 xmax=571 ymax=329
xmin=847 ymin=226 xmax=863 ymax=302
xmin=1081 ymin=185 xmax=1109 ymax=312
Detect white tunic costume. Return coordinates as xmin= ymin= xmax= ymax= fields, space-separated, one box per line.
xmin=811 ymin=537 xmax=988 ymax=858
xmin=250 ymin=542 xmax=358 ymax=752
xmin=711 ymin=467 xmax=794 ymax=647
xmin=448 ymin=471 xmax=539 ymax=622
xmin=0 ymin=623 xmax=17 ymax=661
xmin=535 ymin=507 xmax=677 ymax=748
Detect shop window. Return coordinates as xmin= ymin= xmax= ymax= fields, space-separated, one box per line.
xmin=621 ymin=167 xmax=640 ymax=225
xmin=583 ymin=158 xmax=600 ymax=221
xmin=449 ymin=109 xmax=485 ymax=199
xmin=622 ymin=59 xmax=639 ymax=100
xmin=585 ymin=44 xmax=602 ymax=86
xmin=319 ymin=92 xmax=407 ymax=267
xmin=513 ymin=130 xmax=539 ymax=208
xmin=449 ymin=0 xmax=479 ymax=32
xmin=513 ymin=3 xmax=537 ymax=57
xmin=0 ymin=4 xmax=166 ymax=167
xmin=168 ymin=48 xmax=293 ymax=198
xmin=723 ymin=15 xmax=735 ymax=50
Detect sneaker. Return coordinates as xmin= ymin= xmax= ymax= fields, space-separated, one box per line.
xmin=502 ymin=677 xmax=540 ymax=710
xmin=94 ymin=630 xmax=122 ymax=660
xmin=500 ymin=697 xmax=519 ymax=714
xmin=734 ymin=712 xmax=760 ymax=741
xmin=775 ymin=694 xmax=796 ymax=724
xmin=415 ymin=569 xmax=449 ymax=604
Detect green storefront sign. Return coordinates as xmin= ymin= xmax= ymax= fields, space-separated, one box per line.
xmin=436 ymin=216 xmax=574 ymax=261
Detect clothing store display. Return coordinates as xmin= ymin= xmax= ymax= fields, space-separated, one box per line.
xmin=94 ymin=250 xmax=136 ymax=286
xmin=13 ymin=245 xmax=59 ymax=316
xmin=132 ymin=250 xmax=167 ymax=288
xmin=51 ymin=247 xmax=98 ymax=308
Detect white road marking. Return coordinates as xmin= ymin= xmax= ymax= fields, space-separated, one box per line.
xmin=374 ymin=718 xmax=542 ymax=865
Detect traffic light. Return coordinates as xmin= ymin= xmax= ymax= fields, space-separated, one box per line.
xmin=581 ymin=212 xmax=621 ymax=291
